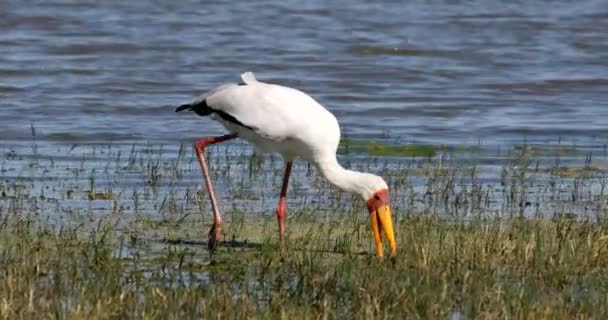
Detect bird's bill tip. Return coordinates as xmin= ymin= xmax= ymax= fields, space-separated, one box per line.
xmin=370 ymin=205 xmax=397 ymax=257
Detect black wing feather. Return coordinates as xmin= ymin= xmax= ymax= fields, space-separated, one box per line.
xmin=175 ymin=99 xmax=253 ymax=130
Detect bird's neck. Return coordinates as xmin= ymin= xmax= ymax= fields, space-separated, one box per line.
xmin=316 ymin=154 xmax=370 ymax=199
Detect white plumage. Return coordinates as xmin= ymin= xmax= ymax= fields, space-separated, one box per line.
xmin=176 ymin=72 xmax=396 ymax=256
xmin=206 ymin=73 xmax=339 ymax=160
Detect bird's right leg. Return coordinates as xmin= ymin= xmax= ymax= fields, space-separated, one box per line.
xmin=276 ymin=161 xmax=293 ymax=240
xmin=193 ymin=133 xmax=238 ymax=250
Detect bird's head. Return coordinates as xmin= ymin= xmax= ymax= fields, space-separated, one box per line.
xmin=359 ymin=175 xmax=397 ymax=257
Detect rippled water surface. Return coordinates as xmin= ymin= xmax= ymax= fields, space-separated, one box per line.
xmin=1 ymin=0 xmax=607 ymax=146
xmin=3 ymin=1 xmax=608 ymax=221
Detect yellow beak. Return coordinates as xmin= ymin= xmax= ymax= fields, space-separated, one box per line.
xmin=370 ymin=205 xmax=397 ymax=257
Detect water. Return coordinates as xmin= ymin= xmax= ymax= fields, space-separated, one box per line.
xmin=1 ymin=0 xmax=607 ymax=146
xmin=2 ymin=1 xmax=608 ymax=222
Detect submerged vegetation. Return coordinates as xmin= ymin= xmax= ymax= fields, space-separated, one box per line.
xmin=1 ymin=140 xmax=608 ymax=318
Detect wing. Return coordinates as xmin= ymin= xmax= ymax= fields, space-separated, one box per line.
xmin=177 ymin=72 xmax=339 ymax=149
xmin=205 ymin=72 xmax=335 ymax=143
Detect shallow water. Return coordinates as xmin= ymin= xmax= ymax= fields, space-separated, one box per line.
xmin=1 ymin=0 xmax=607 ymax=146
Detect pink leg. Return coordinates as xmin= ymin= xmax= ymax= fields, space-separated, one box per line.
xmin=276 ymin=161 xmax=293 ymax=240
xmin=193 ymin=133 xmax=238 ymax=250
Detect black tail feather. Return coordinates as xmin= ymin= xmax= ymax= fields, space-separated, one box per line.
xmin=175 ymin=100 xmax=212 ymax=116
xmin=175 ymin=104 xmax=192 ymax=112
xmin=174 ymin=98 xmax=251 ymax=129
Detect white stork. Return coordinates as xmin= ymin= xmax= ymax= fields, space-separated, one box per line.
xmin=176 ymin=72 xmax=396 ymax=256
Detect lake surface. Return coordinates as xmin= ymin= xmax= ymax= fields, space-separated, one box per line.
xmin=1 ymin=0 xmax=607 ymax=147
xmin=2 ymin=1 xmax=608 ymax=222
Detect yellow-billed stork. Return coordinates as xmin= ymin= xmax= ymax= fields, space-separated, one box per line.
xmin=176 ymin=72 xmax=396 ymax=256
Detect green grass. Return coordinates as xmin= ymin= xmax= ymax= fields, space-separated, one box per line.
xmin=339 ymin=139 xmax=437 ymax=157
xmin=537 ymin=166 xmax=604 ymax=178
xmin=1 ymin=212 xmax=607 ymax=319
xmin=513 ymin=144 xmax=581 ymax=157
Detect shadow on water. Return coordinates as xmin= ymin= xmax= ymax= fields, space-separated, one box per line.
xmin=151 ymin=237 xmax=369 ymax=256
xmin=151 ymin=237 xmax=263 ymax=250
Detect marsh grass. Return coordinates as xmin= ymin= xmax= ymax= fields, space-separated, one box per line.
xmin=1 ymin=212 xmax=608 ymax=319
xmin=339 ymin=139 xmax=437 ymax=157
xmin=2 ymin=140 xmax=608 ymax=318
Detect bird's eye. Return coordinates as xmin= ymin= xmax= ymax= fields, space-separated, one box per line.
xmin=374 ymin=195 xmax=381 ymax=200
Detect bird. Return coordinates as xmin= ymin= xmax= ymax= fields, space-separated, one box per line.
xmin=175 ymin=72 xmax=396 ymax=257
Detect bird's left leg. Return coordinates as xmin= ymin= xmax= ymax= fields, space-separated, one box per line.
xmin=193 ymin=133 xmax=238 ymax=250
xmin=276 ymin=161 xmax=293 ymax=240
